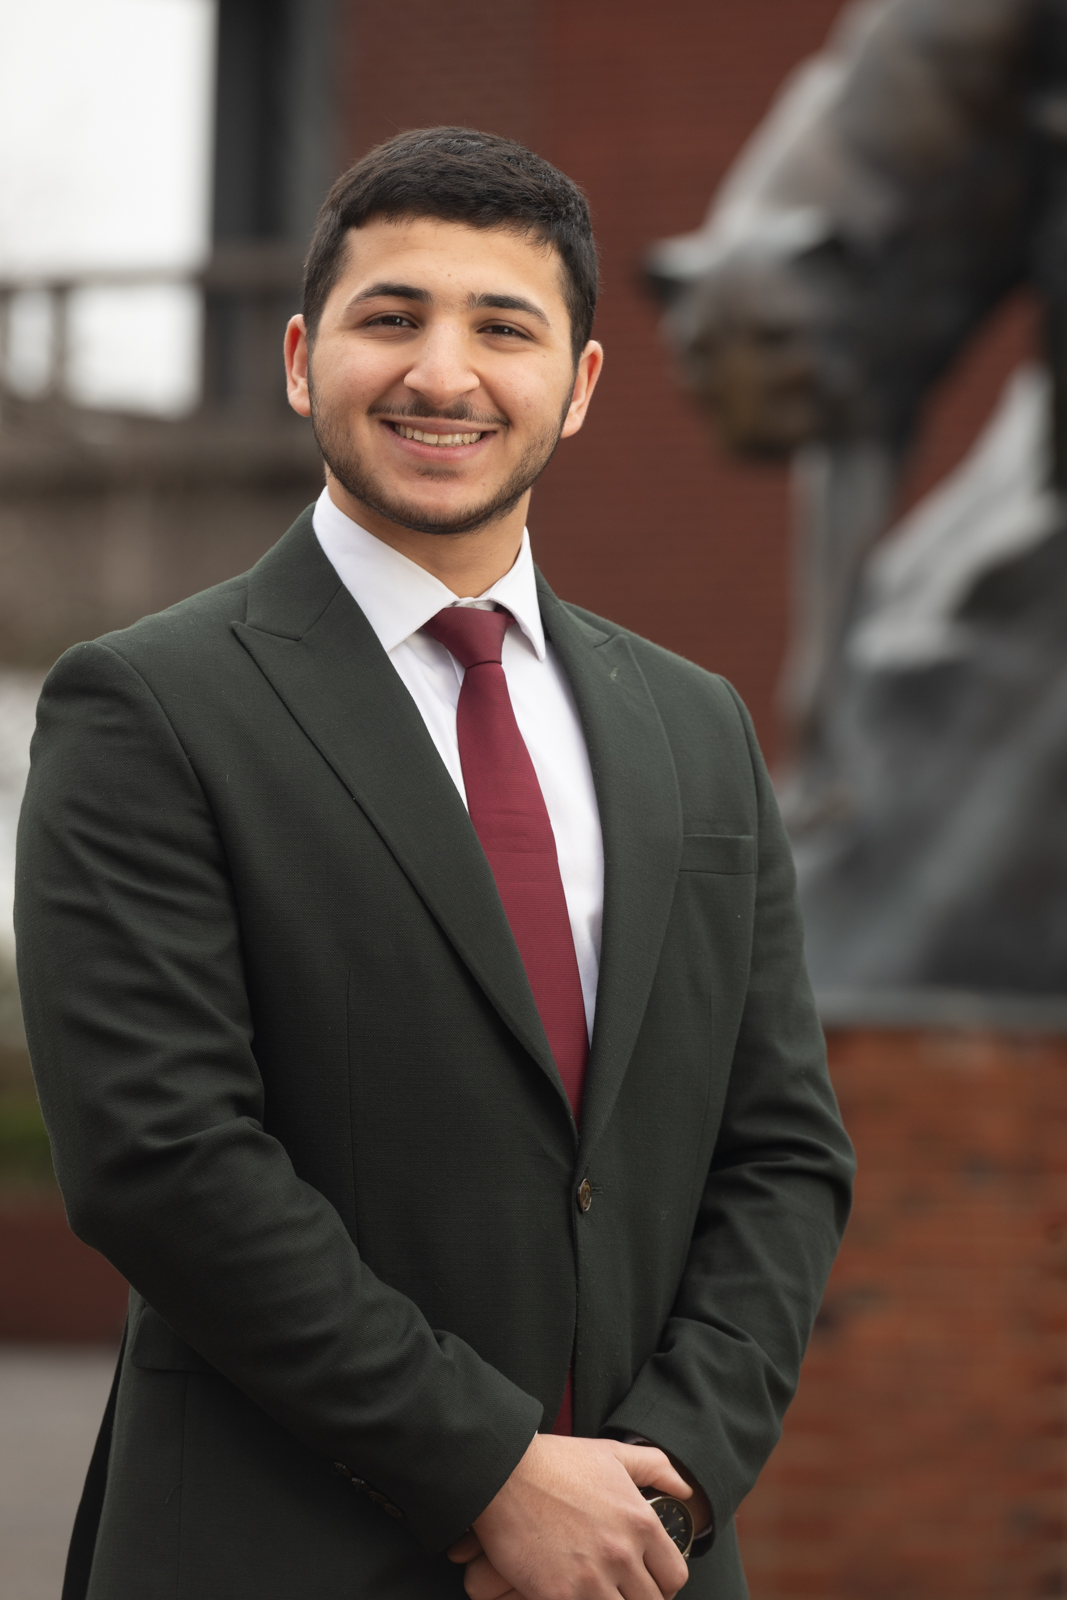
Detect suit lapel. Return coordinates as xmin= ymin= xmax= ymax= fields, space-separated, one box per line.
xmin=233 ymin=512 xmax=564 ymax=1109
xmin=537 ymin=578 xmax=683 ymax=1161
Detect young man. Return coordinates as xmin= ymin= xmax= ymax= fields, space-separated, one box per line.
xmin=16 ymin=129 xmax=853 ymax=1600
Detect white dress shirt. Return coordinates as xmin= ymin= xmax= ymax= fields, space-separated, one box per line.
xmin=313 ymin=487 xmax=604 ymax=1037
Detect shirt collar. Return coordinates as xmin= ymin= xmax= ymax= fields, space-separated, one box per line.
xmin=312 ymin=486 xmax=546 ymax=661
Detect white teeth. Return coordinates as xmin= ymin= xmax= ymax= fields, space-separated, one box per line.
xmin=395 ymin=425 xmax=482 ymax=446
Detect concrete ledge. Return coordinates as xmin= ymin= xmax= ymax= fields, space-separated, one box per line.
xmin=816 ymin=986 xmax=1067 ymax=1033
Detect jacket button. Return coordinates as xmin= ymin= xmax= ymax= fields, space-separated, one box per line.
xmin=577 ymin=1178 xmax=593 ymax=1213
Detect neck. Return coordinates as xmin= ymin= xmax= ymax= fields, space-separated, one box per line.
xmin=326 ymin=476 xmax=528 ymax=597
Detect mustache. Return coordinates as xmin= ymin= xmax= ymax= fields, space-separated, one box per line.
xmin=367 ymin=399 xmax=509 ymax=429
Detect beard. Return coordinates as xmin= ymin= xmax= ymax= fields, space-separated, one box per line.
xmin=308 ymin=389 xmax=568 ymax=537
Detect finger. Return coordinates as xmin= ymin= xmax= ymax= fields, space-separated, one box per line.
xmin=619 ymin=1548 xmax=683 ymax=1600
xmin=640 ymin=1523 xmax=691 ymax=1600
xmin=463 ymin=1553 xmax=516 ymax=1600
xmin=447 ymin=1532 xmax=483 ymax=1563
xmin=464 ymin=1565 xmax=514 ymax=1600
xmin=614 ymin=1444 xmax=691 ymax=1500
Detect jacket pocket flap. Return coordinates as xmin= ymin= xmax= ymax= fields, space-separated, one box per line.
xmin=130 ymin=1304 xmax=213 ymax=1373
xmin=680 ymin=833 xmax=756 ymax=874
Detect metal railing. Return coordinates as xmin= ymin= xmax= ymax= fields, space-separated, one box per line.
xmin=0 ymin=270 xmax=186 ymax=403
xmin=0 ymin=243 xmax=304 ymax=411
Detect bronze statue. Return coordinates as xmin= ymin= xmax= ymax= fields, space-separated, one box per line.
xmin=649 ymin=0 xmax=1067 ymax=1009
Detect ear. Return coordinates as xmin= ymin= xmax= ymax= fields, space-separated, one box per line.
xmin=560 ymin=341 xmax=604 ymax=439
xmin=285 ymin=315 xmax=311 ymax=417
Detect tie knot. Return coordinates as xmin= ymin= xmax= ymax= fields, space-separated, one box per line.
xmin=423 ymin=605 xmax=512 ymax=670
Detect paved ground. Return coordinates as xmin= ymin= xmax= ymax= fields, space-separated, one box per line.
xmin=0 ymin=1345 xmax=117 ymax=1600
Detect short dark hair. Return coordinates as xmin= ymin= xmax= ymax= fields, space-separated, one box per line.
xmin=303 ymin=127 xmax=598 ymax=362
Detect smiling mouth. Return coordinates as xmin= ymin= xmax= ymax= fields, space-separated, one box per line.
xmin=386 ymin=422 xmax=488 ymax=447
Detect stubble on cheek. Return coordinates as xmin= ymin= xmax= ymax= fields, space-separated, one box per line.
xmin=307 ymin=381 xmax=569 ymax=538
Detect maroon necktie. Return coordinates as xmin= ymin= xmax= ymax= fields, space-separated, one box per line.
xmin=422 ymin=605 xmax=586 ymax=1436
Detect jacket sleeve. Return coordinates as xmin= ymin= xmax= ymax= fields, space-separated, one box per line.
xmin=601 ymin=683 xmax=855 ymax=1545
xmin=14 ymin=639 xmax=542 ymax=1552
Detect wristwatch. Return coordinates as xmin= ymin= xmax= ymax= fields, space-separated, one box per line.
xmin=641 ymin=1488 xmax=695 ymax=1558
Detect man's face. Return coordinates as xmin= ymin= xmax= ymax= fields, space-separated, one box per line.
xmin=286 ymin=216 xmax=601 ymax=537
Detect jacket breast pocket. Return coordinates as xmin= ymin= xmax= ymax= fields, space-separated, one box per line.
xmin=679 ymin=832 xmax=755 ymax=875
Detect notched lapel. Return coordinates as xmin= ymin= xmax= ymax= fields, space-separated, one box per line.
xmin=537 ymin=580 xmax=683 ymax=1160
xmin=233 ymin=519 xmax=564 ymax=1108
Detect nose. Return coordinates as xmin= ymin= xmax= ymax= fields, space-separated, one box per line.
xmin=403 ymin=322 xmax=480 ymax=408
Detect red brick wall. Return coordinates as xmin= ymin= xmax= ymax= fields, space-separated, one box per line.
xmin=0 ymin=1200 xmax=126 ymax=1342
xmin=340 ymin=0 xmax=1032 ymax=764
xmin=342 ymin=0 xmax=846 ymax=762
xmin=738 ymin=1028 xmax=1067 ymax=1600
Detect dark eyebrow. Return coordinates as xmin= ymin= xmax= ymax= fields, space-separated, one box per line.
xmin=346 ymin=282 xmax=549 ymax=326
xmin=468 ymin=292 xmax=549 ymax=326
xmin=350 ymin=281 xmax=432 ymax=305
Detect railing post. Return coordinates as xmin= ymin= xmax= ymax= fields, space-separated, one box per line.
xmin=0 ymin=289 xmax=11 ymax=404
xmin=48 ymin=285 xmax=72 ymax=402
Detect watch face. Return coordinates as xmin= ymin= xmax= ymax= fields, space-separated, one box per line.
xmin=646 ymin=1494 xmax=695 ymax=1556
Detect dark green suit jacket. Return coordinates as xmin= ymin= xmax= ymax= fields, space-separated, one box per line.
xmin=15 ymin=508 xmax=853 ymax=1600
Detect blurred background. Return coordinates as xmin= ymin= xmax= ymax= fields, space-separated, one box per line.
xmin=2 ymin=2 xmax=1064 ymax=1597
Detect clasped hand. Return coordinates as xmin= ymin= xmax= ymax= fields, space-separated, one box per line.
xmin=447 ymin=1435 xmax=695 ymax=1600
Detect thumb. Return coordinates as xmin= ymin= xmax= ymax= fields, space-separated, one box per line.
xmin=447 ymin=1532 xmax=483 ymax=1563
xmin=613 ymin=1443 xmax=692 ymax=1500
